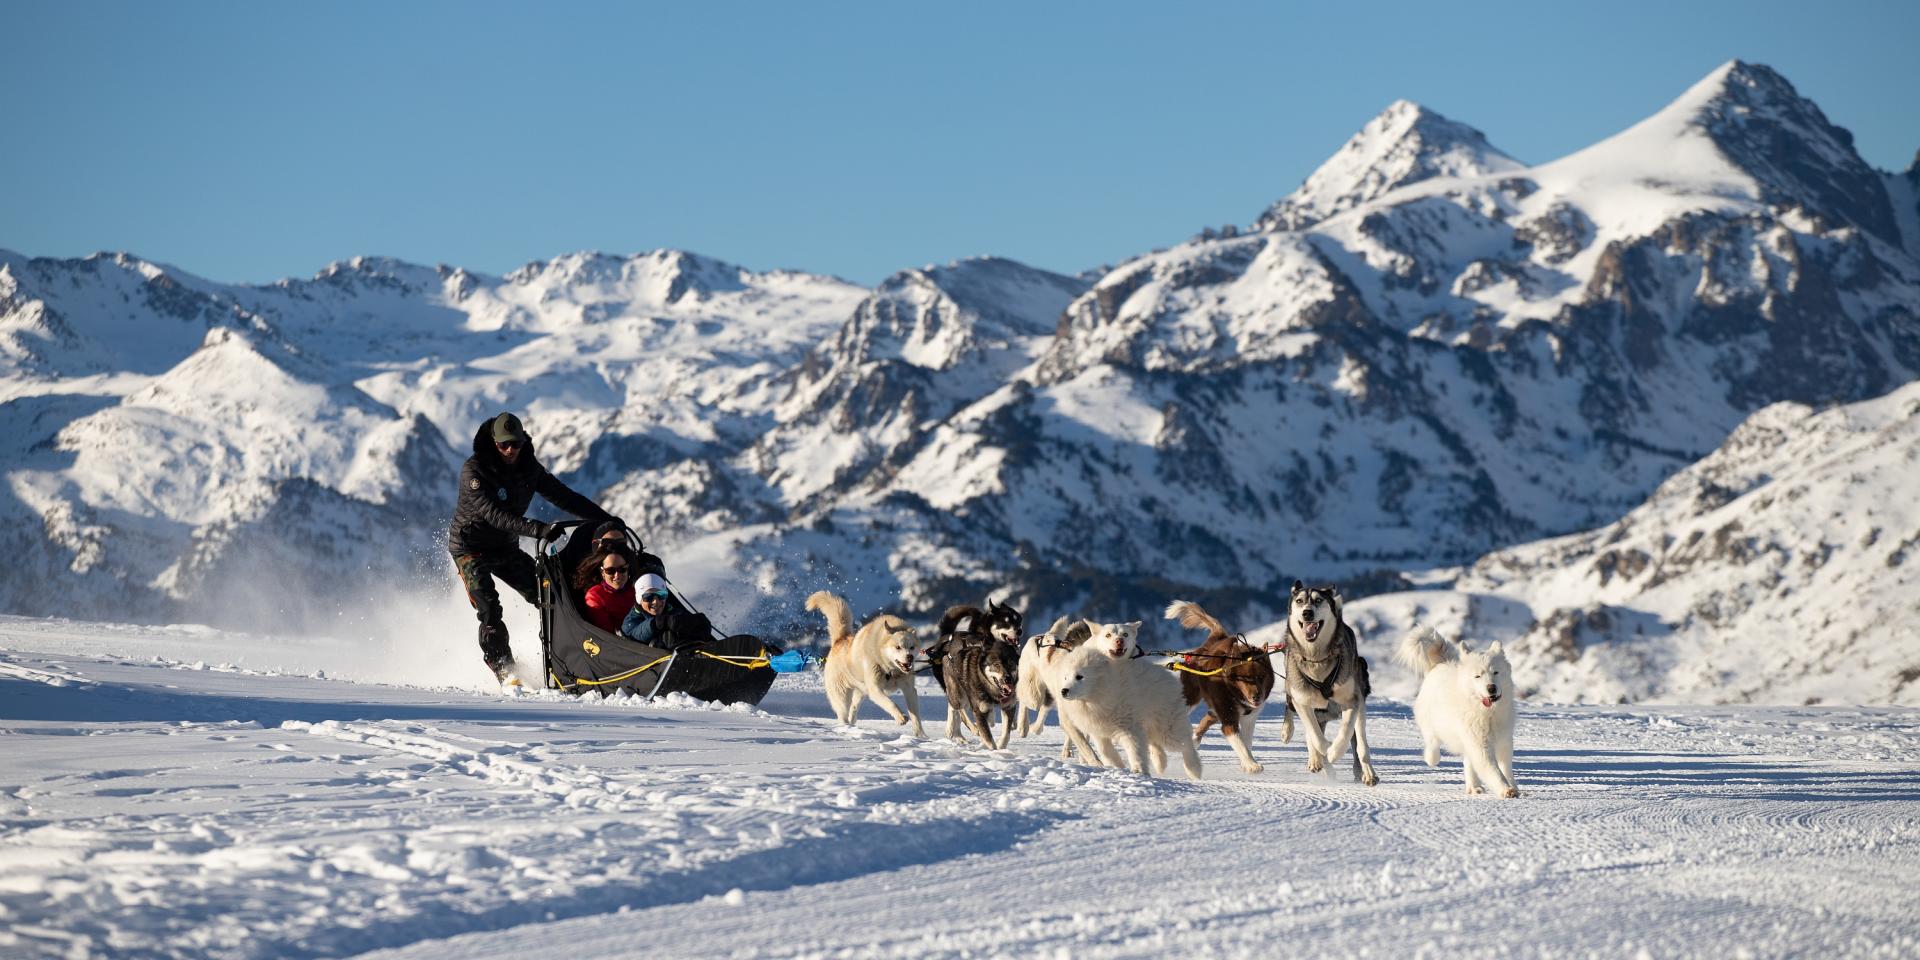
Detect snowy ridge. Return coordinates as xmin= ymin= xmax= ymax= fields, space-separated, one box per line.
xmin=1328 ymin=382 xmax=1920 ymax=706
xmin=1460 ymin=381 xmax=1920 ymax=705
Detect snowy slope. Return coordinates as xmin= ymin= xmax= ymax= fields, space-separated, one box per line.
xmin=1317 ymin=381 xmax=1920 ymax=709
xmin=3 ymin=619 xmax=1916 ymax=960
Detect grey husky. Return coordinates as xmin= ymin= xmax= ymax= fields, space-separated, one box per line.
xmin=1278 ymin=580 xmax=1378 ymax=785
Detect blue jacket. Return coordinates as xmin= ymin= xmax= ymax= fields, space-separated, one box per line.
xmin=620 ymin=595 xmax=685 ymax=647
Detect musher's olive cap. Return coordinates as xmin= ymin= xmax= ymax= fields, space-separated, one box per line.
xmin=490 ymin=412 xmax=529 ymax=443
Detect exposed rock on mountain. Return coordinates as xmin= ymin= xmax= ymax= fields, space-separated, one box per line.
xmin=754 ymin=257 xmax=1087 ymax=510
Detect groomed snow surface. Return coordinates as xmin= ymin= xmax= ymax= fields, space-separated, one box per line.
xmin=2 ymin=616 xmax=1916 ymax=960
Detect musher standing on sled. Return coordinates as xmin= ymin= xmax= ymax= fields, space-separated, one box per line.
xmin=449 ymin=412 xmax=619 ymax=684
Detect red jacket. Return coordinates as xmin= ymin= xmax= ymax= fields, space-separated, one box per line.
xmin=583 ymin=582 xmax=635 ymax=634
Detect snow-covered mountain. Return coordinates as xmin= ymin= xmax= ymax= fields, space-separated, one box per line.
xmin=1339 ymin=380 xmax=1920 ymax=706
xmin=2 ymin=60 xmax=1916 ymax=706
xmin=0 ymin=248 xmax=866 ymax=625
xmin=744 ymin=60 xmax=1919 ymax=626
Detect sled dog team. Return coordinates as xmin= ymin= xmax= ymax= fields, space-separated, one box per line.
xmin=807 ymin=581 xmax=1521 ymax=798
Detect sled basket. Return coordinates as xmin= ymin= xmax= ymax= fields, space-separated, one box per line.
xmin=536 ymin=521 xmax=777 ymax=706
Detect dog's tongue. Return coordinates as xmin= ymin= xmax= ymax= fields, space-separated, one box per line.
xmin=1304 ymin=621 xmax=1321 ymax=641
xmin=1481 ymin=696 xmax=1494 ymax=708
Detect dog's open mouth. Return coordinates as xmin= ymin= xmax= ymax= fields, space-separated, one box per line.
xmin=1299 ymin=620 xmax=1322 ymax=642
xmin=1482 ymin=693 xmax=1501 ymax=707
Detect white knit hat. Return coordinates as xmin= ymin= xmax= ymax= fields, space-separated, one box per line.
xmin=635 ymin=573 xmax=671 ymax=594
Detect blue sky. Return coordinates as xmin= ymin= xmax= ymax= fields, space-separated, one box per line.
xmin=6 ymin=0 xmax=1915 ymax=287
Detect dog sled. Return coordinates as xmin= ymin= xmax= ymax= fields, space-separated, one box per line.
xmin=536 ymin=520 xmax=781 ymax=705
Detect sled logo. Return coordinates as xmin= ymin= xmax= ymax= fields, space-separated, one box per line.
xmin=469 ymin=478 xmax=480 ymax=491
xmin=496 ymin=487 xmax=508 ymax=501
xmin=582 ymin=638 xmax=601 ymax=657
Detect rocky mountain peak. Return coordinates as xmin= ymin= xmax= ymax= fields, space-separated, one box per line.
xmin=504 ymin=249 xmax=748 ymax=305
xmin=1666 ymin=60 xmax=1898 ymax=243
xmin=308 ymin=256 xmax=448 ymax=294
xmin=1255 ymin=99 xmax=1522 ymax=232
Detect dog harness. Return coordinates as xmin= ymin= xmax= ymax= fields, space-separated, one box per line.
xmin=1155 ymin=636 xmax=1280 ymax=677
xmin=1291 ymin=630 xmax=1345 ymax=700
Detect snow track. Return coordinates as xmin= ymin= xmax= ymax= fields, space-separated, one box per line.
xmin=1 ymin=631 xmax=1917 ymax=959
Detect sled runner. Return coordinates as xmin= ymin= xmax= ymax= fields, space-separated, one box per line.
xmin=536 ymin=521 xmax=779 ymax=705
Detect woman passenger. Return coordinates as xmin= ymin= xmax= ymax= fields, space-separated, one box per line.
xmin=575 ymin=542 xmax=638 ymax=634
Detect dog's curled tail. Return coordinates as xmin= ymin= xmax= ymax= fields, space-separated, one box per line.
xmin=937 ymin=604 xmax=984 ymax=639
xmin=1164 ymin=599 xmax=1226 ymax=637
xmin=806 ymin=591 xmax=854 ymax=649
xmin=1042 ymin=615 xmax=1071 ymax=641
xmin=1395 ymin=626 xmax=1456 ymax=675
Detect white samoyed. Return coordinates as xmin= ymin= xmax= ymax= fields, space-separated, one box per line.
xmin=1055 ymin=621 xmax=1203 ymax=779
xmin=1395 ymin=628 xmax=1519 ymax=798
xmin=1015 ymin=618 xmax=1100 ymax=761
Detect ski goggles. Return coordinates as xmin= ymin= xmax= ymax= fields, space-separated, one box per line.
xmin=639 ymin=589 xmax=671 ymax=602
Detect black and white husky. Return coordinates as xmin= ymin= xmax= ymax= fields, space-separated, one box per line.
xmin=1278 ymin=580 xmax=1379 ymax=785
xmin=931 ymin=599 xmax=1024 ymax=742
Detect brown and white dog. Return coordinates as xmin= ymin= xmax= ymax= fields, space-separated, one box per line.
xmin=807 ymin=591 xmax=925 ymax=738
xmin=1165 ymin=600 xmax=1275 ymax=774
xmin=1279 ymin=580 xmax=1378 ymax=785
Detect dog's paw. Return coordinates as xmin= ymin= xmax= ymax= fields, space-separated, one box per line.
xmin=1306 ymin=757 xmax=1324 ymax=773
xmin=1360 ymin=770 xmax=1379 ymax=787
xmin=1240 ymin=760 xmax=1264 ymax=775
xmin=1466 ymin=784 xmax=1485 ymax=795
xmin=1501 ymin=786 xmax=1519 ymax=799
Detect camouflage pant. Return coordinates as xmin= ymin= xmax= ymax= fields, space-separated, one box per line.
xmin=454 ymin=551 xmax=537 ymax=668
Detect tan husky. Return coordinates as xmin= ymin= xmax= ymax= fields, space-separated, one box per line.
xmin=807 ymin=591 xmax=925 ymax=738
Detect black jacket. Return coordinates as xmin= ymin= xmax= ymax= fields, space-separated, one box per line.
xmin=447 ymin=421 xmax=611 ymax=558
